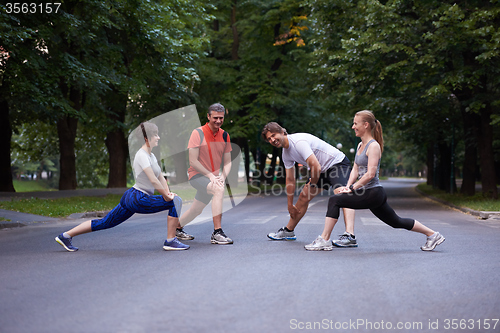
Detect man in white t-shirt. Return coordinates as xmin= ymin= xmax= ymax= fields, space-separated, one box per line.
xmin=261 ymin=122 xmax=357 ymax=250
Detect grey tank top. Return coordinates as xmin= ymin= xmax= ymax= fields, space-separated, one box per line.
xmin=354 ymin=139 xmax=381 ymax=189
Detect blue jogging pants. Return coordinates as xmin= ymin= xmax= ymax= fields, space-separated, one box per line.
xmin=91 ymin=187 xmax=182 ymax=232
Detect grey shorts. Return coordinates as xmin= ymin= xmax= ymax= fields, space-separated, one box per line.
xmin=189 ymin=174 xmax=213 ymax=205
xmin=316 ymin=157 xmax=351 ymax=190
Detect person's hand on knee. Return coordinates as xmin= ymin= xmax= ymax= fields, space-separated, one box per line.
xmin=334 ymin=187 xmax=345 ymax=195
xmin=163 ymin=192 xmax=175 ymax=201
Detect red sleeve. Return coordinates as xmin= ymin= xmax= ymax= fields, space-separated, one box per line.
xmin=224 ymin=132 xmax=232 ymax=153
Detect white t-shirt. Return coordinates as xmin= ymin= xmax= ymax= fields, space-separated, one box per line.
xmin=282 ymin=133 xmax=346 ymax=172
xmin=133 ymin=148 xmax=161 ymax=195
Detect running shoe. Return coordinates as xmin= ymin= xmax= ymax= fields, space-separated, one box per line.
xmin=163 ymin=237 xmax=190 ymax=250
xmin=211 ymin=229 xmax=233 ymax=244
xmin=176 ymin=228 xmax=195 ymax=240
xmin=332 ymin=232 xmax=358 ymax=247
xmin=267 ymin=227 xmax=296 ymax=241
xmin=305 ymin=236 xmax=333 ymax=251
xmin=421 ymin=232 xmax=445 ymax=251
xmin=55 ymin=233 xmax=78 ymax=252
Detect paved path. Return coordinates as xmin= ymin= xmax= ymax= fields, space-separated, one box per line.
xmin=1 ymin=179 xmax=499 ymax=332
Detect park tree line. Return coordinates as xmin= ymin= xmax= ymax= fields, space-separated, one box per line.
xmin=308 ymin=0 xmax=499 ymax=198
xmin=1 ymin=0 xmax=499 ymax=199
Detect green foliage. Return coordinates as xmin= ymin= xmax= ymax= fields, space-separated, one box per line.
xmin=195 ymin=0 xmax=334 ymax=159
xmin=11 ymin=122 xmax=59 ymax=185
xmin=306 ymin=0 xmax=500 ymax=191
xmin=74 ymin=122 xmax=110 ymax=188
xmin=3 ymin=0 xmax=213 ymax=188
xmin=2 ymin=0 xmax=499 ymax=192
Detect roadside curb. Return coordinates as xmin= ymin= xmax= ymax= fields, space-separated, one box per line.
xmin=414 ymin=187 xmax=500 ymax=220
xmin=0 ymin=221 xmax=28 ymax=229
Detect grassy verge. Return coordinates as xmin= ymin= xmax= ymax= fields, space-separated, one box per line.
xmin=417 ymin=184 xmax=500 ymax=212
xmin=0 ymin=195 xmax=124 ymax=218
xmin=13 ymin=180 xmax=56 ymax=192
xmin=0 ymin=184 xmax=249 ymax=218
xmin=0 ymin=189 xmax=200 ymax=218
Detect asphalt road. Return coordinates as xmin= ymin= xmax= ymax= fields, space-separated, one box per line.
xmin=1 ymin=179 xmax=499 ymax=333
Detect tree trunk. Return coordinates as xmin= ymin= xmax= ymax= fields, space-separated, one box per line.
xmin=460 ymin=108 xmax=479 ymax=196
xmin=276 ymin=155 xmax=286 ymax=184
xmin=105 ymin=129 xmax=128 ymax=188
xmin=258 ymin=150 xmax=269 ymax=185
xmin=476 ymin=105 xmax=498 ymax=199
xmin=0 ymin=98 xmax=15 ymax=192
xmin=57 ymin=82 xmax=81 ymax=190
xmin=105 ymin=91 xmax=128 ymax=188
xmin=243 ymin=139 xmax=250 ymax=184
xmin=57 ymin=115 xmax=78 ymax=190
xmin=426 ymin=144 xmax=434 ymax=186
xmin=436 ymin=142 xmax=452 ymax=192
xmin=265 ymin=147 xmax=279 ymax=184
xmin=227 ymin=140 xmax=240 ymax=187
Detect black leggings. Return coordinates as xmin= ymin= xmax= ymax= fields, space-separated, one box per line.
xmin=326 ymin=186 xmax=414 ymax=230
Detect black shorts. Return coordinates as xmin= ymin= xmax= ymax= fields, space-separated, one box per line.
xmin=189 ymin=174 xmax=213 ymax=205
xmin=316 ymin=157 xmax=351 ymax=190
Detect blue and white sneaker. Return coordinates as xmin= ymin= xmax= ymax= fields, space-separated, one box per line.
xmin=267 ymin=227 xmax=296 ymax=241
xmin=55 ymin=233 xmax=78 ymax=252
xmin=332 ymin=232 xmax=358 ymax=247
xmin=163 ymin=237 xmax=190 ymax=251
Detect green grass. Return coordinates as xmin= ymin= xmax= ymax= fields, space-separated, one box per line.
xmin=0 ymin=195 xmax=124 ymax=218
xmin=13 ymin=180 xmax=56 ymax=192
xmin=0 ymin=183 xmax=249 ymax=218
xmin=0 ymin=216 xmax=11 ymax=222
xmin=417 ymin=183 xmax=500 ymax=212
xmin=0 ymin=181 xmax=255 ymax=218
xmin=0 ymin=189 xmax=199 ymax=218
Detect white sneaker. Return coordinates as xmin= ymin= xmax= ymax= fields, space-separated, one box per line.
xmin=421 ymin=232 xmax=445 ymax=251
xmin=305 ymin=236 xmax=333 ymax=251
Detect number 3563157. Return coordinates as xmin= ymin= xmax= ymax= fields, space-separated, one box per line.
xmin=444 ymin=319 xmax=499 ymax=330
xmin=5 ymin=3 xmax=61 ymax=14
